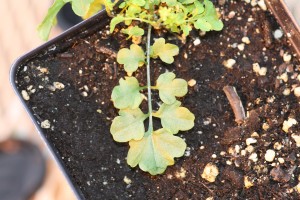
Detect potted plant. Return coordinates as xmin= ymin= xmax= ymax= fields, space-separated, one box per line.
xmin=11 ymin=0 xmax=300 ymax=199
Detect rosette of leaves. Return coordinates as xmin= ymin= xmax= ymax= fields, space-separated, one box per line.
xmin=39 ymin=0 xmax=223 ymax=175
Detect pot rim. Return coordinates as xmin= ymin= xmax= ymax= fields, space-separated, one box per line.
xmin=9 ymin=1 xmax=300 ymax=199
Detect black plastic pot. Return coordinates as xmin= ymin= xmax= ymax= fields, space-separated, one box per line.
xmin=10 ymin=1 xmax=300 ymax=199
xmin=10 ymin=10 xmax=110 ymax=200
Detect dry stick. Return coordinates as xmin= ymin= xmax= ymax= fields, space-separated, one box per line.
xmin=223 ymin=86 xmax=246 ymax=124
xmin=95 ymin=46 xmax=117 ymax=58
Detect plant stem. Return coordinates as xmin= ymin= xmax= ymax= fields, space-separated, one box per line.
xmin=146 ymin=23 xmax=153 ymax=133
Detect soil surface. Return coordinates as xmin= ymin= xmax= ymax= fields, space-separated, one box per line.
xmin=14 ymin=1 xmax=300 ymax=199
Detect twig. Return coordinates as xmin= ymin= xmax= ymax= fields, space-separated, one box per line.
xmin=223 ymin=86 xmax=246 ymax=124
xmin=95 ymin=46 xmax=117 ymax=58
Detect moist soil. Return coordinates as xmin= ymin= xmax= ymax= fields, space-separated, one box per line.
xmin=14 ymin=1 xmax=300 ymax=199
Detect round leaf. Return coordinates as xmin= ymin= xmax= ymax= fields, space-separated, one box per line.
xmin=156 ymin=72 xmax=188 ymax=104
xmin=111 ymin=77 xmax=143 ymax=109
xmin=127 ymin=129 xmax=186 ymax=175
xmin=154 ymin=101 xmax=195 ymax=134
xmin=111 ymin=108 xmax=147 ymax=142
xmin=151 ymin=38 xmax=179 ymax=64
xmin=117 ymin=44 xmax=145 ymax=73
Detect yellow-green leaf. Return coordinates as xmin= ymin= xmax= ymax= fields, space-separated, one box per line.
xmin=121 ymin=26 xmax=145 ymax=38
xmin=117 ymin=44 xmax=145 ymax=73
xmin=110 ymin=108 xmax=147 ymax=142
xmin=127 ymin=128 xmax=186 ymax=175
xmin=37 ymin=0 xmax=66 ymax=41
xmin=69 ymin=0 xmax=94 ymax=16
xmin=151 ymin=38 xmax=179 ymax=64
xmin=110 ymin=15 xmax=125 ymax=32
xmin=153 ymin=101 xmax=195 ymax=134
xmin=83 ymin=0 xmax=105 ymax=19
xmin=111 ymin=77 xmax=143 ymax=109
xmin=156 ymin=72 xmax=188 ymax=104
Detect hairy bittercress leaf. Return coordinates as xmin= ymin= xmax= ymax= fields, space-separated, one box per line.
xmin=122 ymin=26 xmax=145 ymax=39
xmin=127 ymin=128 xmax=186 ymax=175
xmin=156 ymin=72 xmax=188 ymax=104
xmin=151 ymin=38 xmax=179 ymax=64
xmin=117 ymin=44 xmax=145 ymax=73
xmin=111 ymin=77 xmax=143 ymax=109
xmin=110 ymin=108 xmax=147 ymax=142
xmin=153 ymin=101 xmax=195 ymax=134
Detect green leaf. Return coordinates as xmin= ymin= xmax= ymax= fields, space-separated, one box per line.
xmin=194 ymin=18 xmax=212 ymax=31
xmin=83 ymin=0 xmax=105 ymax=19
xmin=127 ymin=128 xmax=186 ymax=175
xmin=131 ymin=0 xmax=146 ymax=6
xmin=161 ymin=0 xmax=177 ymax=6
xmin=153 ymin=101 xmax=195 ymax=134
xmin=110 ymin=15 xmax=125 ymax=32
xmin=117 ymin=44 xmax=145 ymax=73
xmin=111 ymin=77 xmax=143 ymax=109
xmin=151 ymin=38 xmax=179 ymax=64
xmin=37 ymin=0 xmax=66 ymax=41
xmin=110 ymin=108 xmax=147 ymax=142
xmin=122 ymin=26 xmax=145 ymax=38
xmin=69 ymin=0 xmax=94 ymax=16
xmin=194 ymin=0 xmax=223 ymax=31
xmin=156 ymin=72 xmax=188 ymax=104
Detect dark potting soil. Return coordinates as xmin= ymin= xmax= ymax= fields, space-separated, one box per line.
xmin=14 ymin=1 xmax=300 ymax=199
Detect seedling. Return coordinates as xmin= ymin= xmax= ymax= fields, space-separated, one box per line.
xmin=39 ymin=0 xmax=223 ymax=175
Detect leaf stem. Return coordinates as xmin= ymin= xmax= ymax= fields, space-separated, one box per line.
xmin=146 ymin=0 xmax=155 ymax=133
xmin=146 ymin=23 xmax=153 ymax=133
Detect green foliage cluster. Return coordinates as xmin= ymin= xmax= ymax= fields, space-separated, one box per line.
xmin=110 ymin=0 xmax=223 ymax=37
xmin=111 ymin=74 xmax=195 ymax=175
xmin=39 ymin=0 xmax=223 ymax=175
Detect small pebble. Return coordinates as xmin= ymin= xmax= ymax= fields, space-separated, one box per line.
xmin=279 ymin=72 xmax=288 ymax=82
xmin=212 ymin=154 xmax=217 ymax=158
xmin=246 ymin=145 xmax=254 ymax=153
xmin=228 ymin=11 xmax=236 ymax=19
xmin=291 ymin=134 xmax=300 ymax=147
xmin=258 ymin=67 xmax=267 ymax=76
xmin=175 ymin=168 xmax=186 ymax=178
xmin=188 ymin=79 xmax=197 ymax=87
xmin=251 ymin=132 xmax=259 ymax=138
xmin=282 ymin=88 xmax=291 ymax=96
xmin=273 ymin=142 xmax=282 ymax=150
xmin=265 ymin=149 xmax=276 ymax=162
xmin=253 ymin=63 xmax=260 ymax=73
xmin=257 ymin=0 xmax=267 ymax=11
xmin=53 ymin=82 xmax=65 ymax=90
xmin=249 ymin=153 xmax=258 ymax=162
xmin=123 ymin=176 xmax=132 ymax=185
xmin=41 ymin=120 xmax=51 ymax=129
xmin=246 ymin=138 xmax=257 ymax=146
xmin=223 ymin=58 xmax=236 ymax=69
xmin=81 ymin=91 xmax=88 ymax=97
xmin=193 ymin=38 xmax=201 ymax=46
xmin=262 ymin=123 xmax=270 ymax=130
xmin=283 ymin=53 xmax=292 ymax=62
xmin=21 ymin=90 xmax=30 ymax=101
xmin=242 ymin=37 xmax=251 ymax=44
xmin=274 ymin=29 xmax=283 ymax=39
xmin=278 ymin=158 xmax=285 ymax=164
xmin=226 ymin=160 xmax=232 ymax=165
xmin=294 ymin=87 xmax=300 ymax=97
xmin=237 ymin=43 xmax=245 ymax=51
xmin=244 ymin=176 xmax=254 ymax=188
xmin=201 ymin=163 xmax=219 ymax=182
xmin=282 ymin=118 xmax=297 ymax=133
